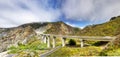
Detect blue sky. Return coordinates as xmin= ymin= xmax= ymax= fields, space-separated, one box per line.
xmin=0 ymin=0 xmax=120 ymax=28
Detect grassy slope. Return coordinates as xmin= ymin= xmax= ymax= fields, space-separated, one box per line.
xmin=80 ymin=16 xmax=120 ymax=36
xmin=48 ymin=46 xmax=102 ymax=57
xmin=100 ymin=35 xmax=120 ymax=56
xmin=8 ymin=36 xmax=49 ymax=57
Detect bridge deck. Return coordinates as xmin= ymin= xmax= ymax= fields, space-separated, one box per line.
xmin=40 ymin=34 xmax=115 ymax=41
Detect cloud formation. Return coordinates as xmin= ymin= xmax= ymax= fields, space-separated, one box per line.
xmin=62 ymin=0 xmax=120 ymax=24
xmin=0 ymin=0 xmax=61 ymax=27
xmin=0 ymin=0 xmax=120 ymax=28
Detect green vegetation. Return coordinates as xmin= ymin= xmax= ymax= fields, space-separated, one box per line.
xmin=80 ymin=16 xmax=120 ymax=36
xmin=100 ymin=35 xmax=120 ymax=56
xmin=48 ymin=46 xmax=102 ymax=57
xmin=8 ymin=36 xmax=49 ymax=57
xmin=68 ymin=39 xmax=76 ymax=46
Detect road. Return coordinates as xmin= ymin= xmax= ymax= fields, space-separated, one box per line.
xmin=40 ymin=46 xmax=61 ymax=57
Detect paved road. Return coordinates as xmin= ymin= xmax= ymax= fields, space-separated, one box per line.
xmin=4 ymin=54 xmax=15 ymax=57
xmin=0 ymin=51 xmax=16 ymax=57
xmin=40 ymin=46 xmax=61 ymax=57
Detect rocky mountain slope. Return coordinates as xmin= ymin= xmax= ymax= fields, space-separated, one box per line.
xmin=0 ymin=21 xmax=80 ymax=52
xmin=0 ymin=26 xmax=35 ymax=52
xmin=44 ymin=21 xmax=80 ymax=35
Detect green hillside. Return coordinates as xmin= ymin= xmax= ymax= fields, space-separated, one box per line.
xmin=80 ymin=16 xmax=120 ymax=36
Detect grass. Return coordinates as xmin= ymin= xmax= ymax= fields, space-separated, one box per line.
xmin=7 ymin=36 xmax=50 ymax=57
xmin=48 ymin=46 xmax=102 ymax=57
xmin=47 ymin=37 xmax=120 ymax=56
xmin=8 ymin=40 xmax=48 ymax=53
xmin=100 ymin=48 xmax=120 ymax=56
xmin=106 ymin=48 xmax=120 ymax=56
xmin=7 ymin=36 xmax=113 ymax=57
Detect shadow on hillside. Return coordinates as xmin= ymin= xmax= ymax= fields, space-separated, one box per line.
xmin=65 ymin=41 xmax=109 ymax=48
xmin=66 ymin=44 xmax=91 ymax=48
xmin=92 ymin=41 xmax=109 ymax=46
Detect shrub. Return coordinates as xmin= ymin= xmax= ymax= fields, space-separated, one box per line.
xmin=68 ymin=39 xmax=76 ymax=46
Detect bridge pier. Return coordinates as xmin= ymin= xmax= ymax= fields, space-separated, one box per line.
xmin=41 ymin=35 xmax=44 ymax=43
xmin=80 ymin=39 xmax=84 ymax=47
xmin=43 ymin=35 xmax=47 ymax=43
xmin=52 ymin=36 xmax=56 ymax=48
xmin=61 ymin=37 xmax=66 ymax=47
xmin=47 ymin=36 xmax=50 ymax=48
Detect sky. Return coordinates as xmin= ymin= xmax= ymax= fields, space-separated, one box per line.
xmin=0 ymin=0 xmax=120 ymax=28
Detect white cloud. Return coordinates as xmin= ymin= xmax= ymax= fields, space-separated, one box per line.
xmin=0 ymin=0 xmax=61 ymax=28
xmin=62 ymin=0 xmax=94 ymax=20
xmin=62 ymin=0 xmax=120 ymax=24
xmin=0 ymin=0 xmax=120 ymax=28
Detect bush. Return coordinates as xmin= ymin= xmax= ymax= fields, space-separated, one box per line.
xmin=69 ymin=39 xmax=76 ymax=46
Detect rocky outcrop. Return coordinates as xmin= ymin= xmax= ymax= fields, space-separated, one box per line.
xmin=44 ymin=21 xmax=77 ymax=35
xmin=0 ymin=26 xmax=35 ymax=52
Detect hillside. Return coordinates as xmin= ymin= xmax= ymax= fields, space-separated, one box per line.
xmin=100 ymin=34 xmax=120 ymax=56
xmin=0 ymin=26 xmax=35 ymax=52
xmin=0 ymin=21 xmax=80 ymax=52
xmin=44 ymin=21 xmax=80 ymax=35
xmin=80 ymin=16 xmax=120 ymax=36
xmin=77 ymin=16 xmax=120 ymax=56
xmin=19 ymin=21 xmax=80 ymax=35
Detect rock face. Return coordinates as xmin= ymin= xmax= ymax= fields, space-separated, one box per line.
xmin=0 ymin=26 xmax=35 ymax=52
xmin=44 ymin=21 xmax=77 ymax=35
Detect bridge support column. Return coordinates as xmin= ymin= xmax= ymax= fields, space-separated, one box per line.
xmin=47 ymin=36 xmax=50 ymax=48
xmin=43 ymin=35 xmax=47 ymax=43
xmin=62 ymin=37 xmax=66 ymax=47
xmin=41 ymin=35 xmax=44 ymax=43
xmin=52 ymin=36 xmax=56 ymax=48
xmin=80 ymin=39 xmax=84 ymax=47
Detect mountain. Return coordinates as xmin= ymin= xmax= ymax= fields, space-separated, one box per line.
xmin=44 ymin=21 xmax=80 ymax=35
xmin=79 ymin=16 xmax=120 ymax=36
xmin=17 ymin=21 xmax=81 ymax=35
xmin=0 ymin=26 xmax=35 ymax=52
xmin=0 ymin=21 xmax=80 ymax=52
